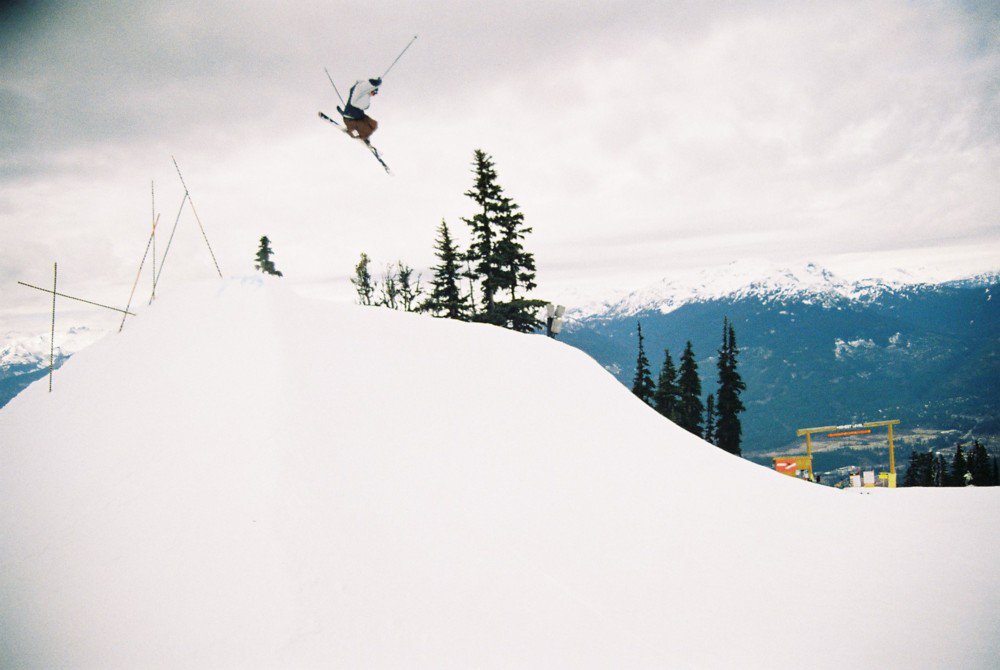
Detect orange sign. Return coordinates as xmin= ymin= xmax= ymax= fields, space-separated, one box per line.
xmin=774 ymin=459 xmax=799 ymax=476
xmin=827 ymin=429 xmax=872 ymax=438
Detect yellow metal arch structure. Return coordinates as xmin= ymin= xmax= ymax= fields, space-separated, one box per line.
xmin=791 ymin=420 xmax=901 ymax=487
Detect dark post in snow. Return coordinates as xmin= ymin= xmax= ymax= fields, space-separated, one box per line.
xmin=545 ymin=303 xmax=566 ymax=338
xmin=49 ymin=262 xmax=56 ymax=392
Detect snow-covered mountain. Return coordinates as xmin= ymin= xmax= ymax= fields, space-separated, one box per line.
xmin=1 ymin=326 xmax=105 ymax=371
xmin=559 ymin=263 xmax=999 ymax=459
xmin=1 ymin=277 xmax=998 ymax=668
xmin=569 ymin=260 xmax=996 ymax=320
xmin=0 ymin=326 xmax=108 ymax=407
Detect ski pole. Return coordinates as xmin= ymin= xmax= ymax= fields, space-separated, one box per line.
xmin=324 ymin=67 xmax=345 ymax=105
xmin=380 ymin=35 xmax=418 ymax=79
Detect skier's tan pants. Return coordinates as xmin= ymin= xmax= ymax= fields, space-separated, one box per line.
xmin=345 ymin=116 xmax=378 ymax=140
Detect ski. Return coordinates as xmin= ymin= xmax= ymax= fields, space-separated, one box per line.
xmin=318 ymin=111 xmax=391 ymax=174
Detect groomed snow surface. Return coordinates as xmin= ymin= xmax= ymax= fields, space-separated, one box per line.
xmin=2 ymin=277 xmax=998 ymax=668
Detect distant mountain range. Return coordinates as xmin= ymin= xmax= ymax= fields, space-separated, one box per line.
xmin=559 ymin=262 xmax=999 ymax=471
xmin=0 ymin=327 xmax=104 ymax=407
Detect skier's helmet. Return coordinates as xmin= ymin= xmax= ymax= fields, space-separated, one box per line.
xmin=369 ymin=77 xmax=382 ymax=94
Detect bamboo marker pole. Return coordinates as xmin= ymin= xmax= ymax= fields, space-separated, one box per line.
xmin=121 ymin=213 xmax=160 ymax=332
xmin=172 ymin=157 xmax=222 ymax=278
xmin=49 ymin=262 xmax=56 ymax=392
xmin=152 ymin=191 xmax=188 ymax=302
xmin=151 ymin=180 xmax=157 ymax=301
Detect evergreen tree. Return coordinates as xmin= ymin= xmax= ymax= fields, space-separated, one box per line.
xmin=494 ymin=193 xmax=546 ymax=332
xmin=254 ymin=235 xmax=283 ymax=277
xmin=463 ymin=150 xmax=504 ymax=316
xmin=902 ymin=451 xmax=920 ymax=487
xmin=631 ymin=322 xmax=655 ymax=404
xmin=992 ymin=455 xmax=1000 ymax=487
xmin=351 ymin=252 xmax=376 ymax=305
xmin=932 ymin=452 xmax=948 ymax=487
xmin=379 ymin=263 xmax=400 ymax=309
xmin=677 ymin=341 xmax=704 ymax=437
xmin=715 ymin=318 xmax=746 ymax=456
xmin=703 ymin=393 xmax=716 ymax=445
xmin=950 ymin=443 xmax=969 ymax=487
xmin=967 ymin=440 xmax=993 ymax=486
xmin=424 ymin=220 xmax=468 ymax=320
xmin=462 ymin=149 xmax=545 ymax=331
xmin=397 ymin=262 xmax=423 ymax=313
xmin=903 ymin=451 xmax=934 ymax=487
xmin=652 ymin=349 xmax=680 ymax=421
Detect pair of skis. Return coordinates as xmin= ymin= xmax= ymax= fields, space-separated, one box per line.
xmin=318 ymin=111 xmax=391 ymax=174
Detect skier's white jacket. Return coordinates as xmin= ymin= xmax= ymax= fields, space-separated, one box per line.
xmin=343 ymin=80 xmax=377 ymax=119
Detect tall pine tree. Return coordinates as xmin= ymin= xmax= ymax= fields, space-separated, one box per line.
xmin=494 ymin=193 xmax=545 ymax=332
xmin=254 ymin=236 xmax=283 ymax=277
xmin=462 ymin=149 xmax=544 ymax=331
xmin=631 ymin=322 xmax=655 ymax=404
xmin=424 ymin=220 xmax=468 ymax=320
xmin=715 ymin=318 xmax=746 ymax=456
xmin=652 ymin=349 xmax=680 ymax=421
xmin=463 ymin=150 xmax=504 ymax=318
xmin=676 ymin=341 xmax=704 ymax=437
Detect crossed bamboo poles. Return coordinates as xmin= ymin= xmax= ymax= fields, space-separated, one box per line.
xmin=16 ymin=158 xmax=223 ymax=391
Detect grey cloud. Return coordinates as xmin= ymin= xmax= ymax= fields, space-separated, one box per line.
xmin=0 ymin=0 xmax=996 ymax=306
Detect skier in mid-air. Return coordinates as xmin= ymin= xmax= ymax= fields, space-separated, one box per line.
xmin=318 ymin=35 xmax=417 ymax=174
xmin=338 ymin=77 xmax=382 ymax=143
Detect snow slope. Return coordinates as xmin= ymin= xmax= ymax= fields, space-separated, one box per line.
xmin=1 ymin=277 xmax=998 ymax=668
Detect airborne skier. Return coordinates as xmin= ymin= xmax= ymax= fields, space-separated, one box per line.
xmin=338 ymin=77 xmax=382 ymax=143
xmin=318 ymin=35 xmax=417 ymax=174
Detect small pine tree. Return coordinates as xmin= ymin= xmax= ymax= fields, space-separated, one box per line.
xmin=932 ymin=452 xmax=948 ymax=487
xmin=424 ymin=220 xmax=468 ymax=320
xmin=950 ymin=443 xmax=969 ymax=487
xmin=379 ymin=263 xmax=400 ymax=309
xmin=968 ymin=440 xmax=993 ymax=486
xmin=397 ymin=262 xmax=423 ymax=312
xmin=351 ymin=252 xmax=376 ymax=306
xmin=901 ymin=451 xmax=917 ymax=487
xmin=714 ymin=318 xmax=745 ymax=456
xmin=254 ymin=236 xmax=283 ymax=277
xmin=677 ymin=341 xmax=704 ymax=437
xmin=652 ymin=349 xmax=680 ymax=421
xmin=703 ymin=393 xmax=717 ymax=445
xmin=903 ymin=451 xmax=920 ymax=487
xmin=631 ymin=322 xmax=655 ymax=404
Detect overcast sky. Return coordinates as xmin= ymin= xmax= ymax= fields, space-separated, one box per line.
xmin=2 ymin=0 xmax=998 ymax=329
